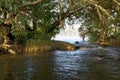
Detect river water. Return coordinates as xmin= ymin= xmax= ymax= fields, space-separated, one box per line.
xmin=0 ymin=45 xmax=120 ymax=80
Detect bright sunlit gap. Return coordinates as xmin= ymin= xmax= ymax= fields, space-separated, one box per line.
xmin=52 ymin=23 xmax=88 ymax=44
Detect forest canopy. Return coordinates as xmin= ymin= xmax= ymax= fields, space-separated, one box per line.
xmin=0 ymin=0 xmax=120 ymax=49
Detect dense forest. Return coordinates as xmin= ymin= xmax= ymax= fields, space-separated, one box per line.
xmin=0 ymin=0 xmax=120 ymax=54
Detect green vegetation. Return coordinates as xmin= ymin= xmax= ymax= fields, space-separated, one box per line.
xmin=88 ymin=31 xmax=100 ymax=42
xmin=0 ymin=0 xmax=120 ymax=54
xmin=25 ymin=40 xmax=75 ymax=53
xmin=78 ymin=0 xmax=120 ymax=46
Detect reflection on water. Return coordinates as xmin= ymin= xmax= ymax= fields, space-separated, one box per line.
xmin=53 ymin=50 xmax=89 ymax=80
xmin=24 ymin=57 xmax=34 ymax=80
xmin=0 ymin=47 xmax=120 ymax=80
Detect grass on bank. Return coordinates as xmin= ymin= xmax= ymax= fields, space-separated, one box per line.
xmin=25 ymin=40 xmax=75 ymax=53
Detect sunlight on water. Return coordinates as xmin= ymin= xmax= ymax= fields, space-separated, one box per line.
xmin=53 ymin=50 xmax=89 ymax=79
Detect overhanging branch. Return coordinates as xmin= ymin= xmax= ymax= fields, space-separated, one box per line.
xmin=96 ymin=5 xmax=102 ymax=21
xmin=22 ymin=0 xmax=43 ymax=7
xmin=51 ymin=5 xmax=89 ymax=27
xmin=89 ymin=0 xmax=115 ymax=20
xmin=113 ymin=0 xmax=120 ymax=6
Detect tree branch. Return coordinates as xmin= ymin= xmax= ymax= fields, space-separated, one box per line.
xmin=89 ymin=0 xmax=115 ymax=20
xmin=113 ymin=0 xmax=120 ymax=6
xmin=96 ymin=5 xmax=102 ymax=21
xmin=22 ymin=0 xmax=43 ymax=7
xmin=51 ymin=5 xmax=89 ymax=27
xmin=20 ymin=11 xmax=37 ymax=20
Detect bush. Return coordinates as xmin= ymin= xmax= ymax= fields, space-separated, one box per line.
xmin=88 ymin=31 xmax=100 ymax=42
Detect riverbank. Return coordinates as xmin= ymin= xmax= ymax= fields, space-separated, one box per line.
xmin=0 ymin=40 xmax=119 ymax=55
xmin=0 ymin=42 xmax=120 ymax=80
xmin=0 ymin=40 xmax=76 ymax=55
xmin=25 ymin=40 xmax=75 ymax=53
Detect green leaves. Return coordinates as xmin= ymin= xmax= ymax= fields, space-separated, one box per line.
xmin=0 ymin=0 xmax=119 ymax=44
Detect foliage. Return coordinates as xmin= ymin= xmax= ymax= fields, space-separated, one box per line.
xmin=88 ymin=31 xmax=100 ymax=42
xmin=0 ymin=0 xmax=61 ymax=45
xmin=77 ymin=0 xmax=120 ymax=44
xmin=0 ymin=0 xmax=120 ymax=46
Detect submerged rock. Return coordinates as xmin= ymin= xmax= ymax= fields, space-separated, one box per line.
xmin=75 ymin=41 xmax=80 ymax=44
xmin=75 ymin=46 xmax=80 ymax=50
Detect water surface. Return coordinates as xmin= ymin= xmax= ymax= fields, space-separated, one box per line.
xmin=0 ymin=47 xmax=120 ymax=80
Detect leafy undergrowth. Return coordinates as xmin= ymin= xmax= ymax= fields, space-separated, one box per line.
xmin=25 ymin=40 xmax=75 ymax=53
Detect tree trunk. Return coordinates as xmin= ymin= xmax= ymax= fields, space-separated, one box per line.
xmin=2 ymin=35 xmax=9 ymax=49
xmin=98 ymin=30 xmax=108 ymax=45
xmin=0 ymin=24 xmax=16 ymax=54
xmin=99 ymin=31 xmax=106 ymax=42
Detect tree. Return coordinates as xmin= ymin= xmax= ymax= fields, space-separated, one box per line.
xmin=77 ymin=0 xmax=120 ymax=45
xmin=0 ymin=0 xmax=120 ymax=54
xmin=0 ymin=0 xmax=50 ymax=53
xmin=0 ymin=0 xmax=67 ymax=53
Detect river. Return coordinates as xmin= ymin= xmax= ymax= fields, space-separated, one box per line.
xmin=0 ymin=43 xmax=120 ymax=80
